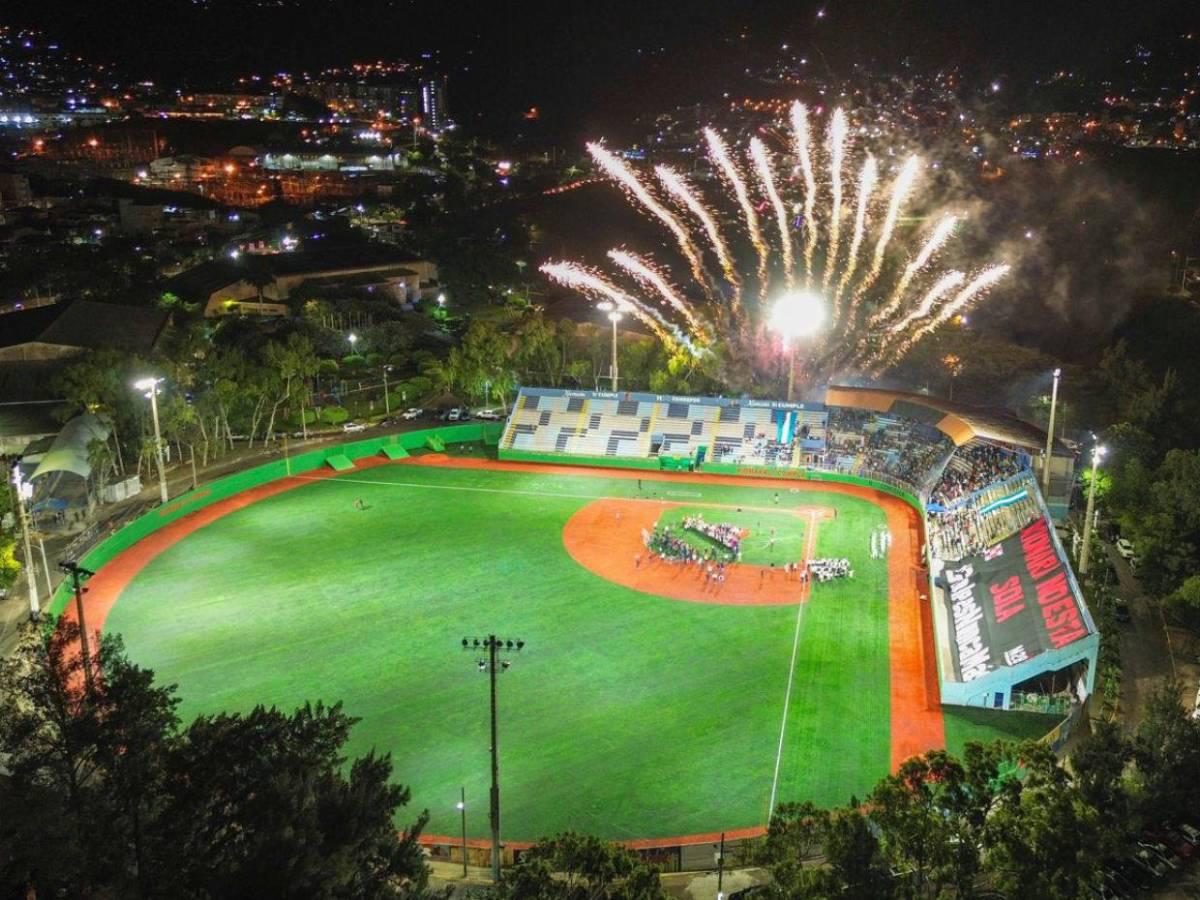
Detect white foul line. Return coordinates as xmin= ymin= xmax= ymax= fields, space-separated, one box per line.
xmin=767 ymin=510 xmax=818 ymax=818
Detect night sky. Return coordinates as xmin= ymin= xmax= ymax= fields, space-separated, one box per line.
xmin=12 ymin=0 xmax=1200 ymax=141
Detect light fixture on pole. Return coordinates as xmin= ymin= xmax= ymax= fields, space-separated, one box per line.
xmin=383 ymin=365 xmax=394 ymax=416
xmin=596 ymin=302 xmax=622 ymax=391
xmin=348 ymin=332 xmax=358 ymax=351
xmin=1042 ymin=367 xmax=1061 ymax=499
xmin=11 ymin=464 xmax=39 ymax=621
xmin=1079 ymin=442 xmax=1105 ymax=575
xmin=457 ymin=788 xmax=468 ymax=878
xmin=134 ymin=377 xmax=169 ymax=505
xmin=767 ymin=290 xmax=826 ymax=401
xmin=59 ymin=560 xmax=96 ymax=698
xmin=459 ymin=634 xmax=526 ymax=883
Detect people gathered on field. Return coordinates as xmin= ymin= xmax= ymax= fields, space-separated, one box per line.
xmin=807 ymin=558 xmax=853 ymax=581
xmin=681 ymin=514 xmax=743 ymax=554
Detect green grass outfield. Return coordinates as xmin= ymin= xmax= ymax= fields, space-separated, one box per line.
xmin=104 ymin=460 xmax=1054 ymax=841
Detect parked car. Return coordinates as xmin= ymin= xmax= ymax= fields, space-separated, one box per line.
xmin=441 ymin=408 xmax=462 ymax=422
xmin=1116 ymin=538 xmax=1135 ymax=560
xmin=401 ymin=407 xmax=423 ymax=420
xmin=1114 ymin=600 xmax=1132 ymax=624
xmin=342 ymin=422 xmax=367 ymax=433
xmin=475 ymin=408 xmax=503 ymax=420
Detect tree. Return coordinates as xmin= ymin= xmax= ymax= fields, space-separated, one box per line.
xmin=825 ymin=801 xmax=893 ymax=900
xmin=0 ymin=622 xmax=432 ymax=899
xmin=1131 ymin=679 xmax=1200 ymax=823
xmin=497 ymin=832 xmax=663 ymax=900
xmin=981 ymin=741 xmax=1104 ymax=900
xmin=868 ymin=750 xmax=976 ymax=898
xmin=753 ymin=801 xmax=838 ymax=898
xmin=1069 ymin=720 xmax=1134 ymax=856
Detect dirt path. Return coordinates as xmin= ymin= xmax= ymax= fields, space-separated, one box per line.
xmin=562 ymin=498 xmax=831 ymax=606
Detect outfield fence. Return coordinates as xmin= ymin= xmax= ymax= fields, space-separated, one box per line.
xmin=49 ymin=423 xmax=502 ymax=617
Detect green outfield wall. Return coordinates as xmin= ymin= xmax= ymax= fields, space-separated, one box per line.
xmin=49 ymin=423 xmax=502 ymax=617
xmin=497 ymin=448 xmax=661 ymax=471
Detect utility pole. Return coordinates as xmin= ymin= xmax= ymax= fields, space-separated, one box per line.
xmin=60 ymin=561 xmax=96 ymax=698
xmin=716 ymin=832 xmax=726 ymax=900
xmin=11 ymin=465 xmax=39 ymax=621
xmin=460 ymin=634 xmax=525 ymax=882
xmin=1042 ymin=367 xmax=1061 ymax=500
xmin=458 ymin=787 xmax=468 ymax=878
xmin=1079 ymin=443 xmax=1105 ymax=576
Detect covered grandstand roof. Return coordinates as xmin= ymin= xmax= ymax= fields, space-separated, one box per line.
xmin=29 ymin=413 xmax=110 ymax=482
xmin=823 ymin=385 xmax=1067 ymax=455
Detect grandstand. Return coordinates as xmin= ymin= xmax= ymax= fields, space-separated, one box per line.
xmin=501 ymin=385 xmax=1098 ymax=719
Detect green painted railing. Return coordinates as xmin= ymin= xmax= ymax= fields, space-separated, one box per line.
xmin=49 ymin=423 xmax=502 ymax=617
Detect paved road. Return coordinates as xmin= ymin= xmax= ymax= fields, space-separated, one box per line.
xmin=1109 ymin=544 xmax=1176 ymax=733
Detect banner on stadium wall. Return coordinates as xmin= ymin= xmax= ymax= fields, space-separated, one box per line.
xmin=940 ymin=517 xmax=1091 ymax=683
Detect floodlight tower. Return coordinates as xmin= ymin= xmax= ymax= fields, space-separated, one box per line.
xmin=134 ymin=377 xmax=168 ymax=505
xmin=1042 ymin=367 xmax=1061 ymax=498
xmin=767 ymin=291 xmax=827 ymax=401
xmin=459 ymin=634 xmax=525 ymax=882
xmin=1079 ymin=442 xmax=1105 ymax=576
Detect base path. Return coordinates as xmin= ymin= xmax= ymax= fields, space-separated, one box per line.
xmin=562 ymin=498 xmax=830 ymax=606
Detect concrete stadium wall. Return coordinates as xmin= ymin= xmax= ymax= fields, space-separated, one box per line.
xmin=49 ymin=423 xmax=502 ymax=616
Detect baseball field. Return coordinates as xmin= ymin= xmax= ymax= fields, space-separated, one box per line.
xmin=74 ymin=445 xmax=1057 ymax=843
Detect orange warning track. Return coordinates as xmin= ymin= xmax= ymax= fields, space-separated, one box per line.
xmin=562 ymin=498 xmax=829 ymax=606
xmin=63 ymin=451 xmax=943 ymax=795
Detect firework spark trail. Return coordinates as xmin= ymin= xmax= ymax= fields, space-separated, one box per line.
xmin=848 ymin=155 xmax=921 ymax=319
xmin=823 ymin=109 xmax=849 ymax=293
xmin=607 ymin=249 xmax=708 ymax=336
xmin=705 ymin=128 xmax=769 ymax=296
xmin=889 ymin=270 xmax=966 ymax=332
xmin=871 ymin=265 xmax=1010 ymax=373
xmin=540 ymin=261 xmax=685 ymax=350
xmin=870 ymin=215 xmax=958 ymax=325
xmin=655 ymin=165 xmax=741 ymax=299
xmin=750 ymin=138 xmax=795 ymax=287
xmin=833 ymin=155 xmax=878 ymax=316
xmin=790 ymin=102 xmax=819 ymax=284
xmin=586 ymin=143 xmax=712 ymax=298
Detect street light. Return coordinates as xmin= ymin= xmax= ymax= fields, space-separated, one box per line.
xmin=348 ymin=332 xmax=358 ymax=351
xmin=134 ymin=377 xmax=168 ymax=505
xmin=11 ymin=464 xmax=39 ymax=621
xmin=1042 ymin=367 xmax=1061 ymax=499
xmin=596 ymin=302 xmax=622 ymax=391
xmin=459 ymin=634 xmax=526 ymax=883
xmin=1079 ymin=442 xmax=1105 ymax=576
xmin=457 ymin=788 xmax=468 ymax=878
xmin=383 ymin=365 xmax=394 ymax=416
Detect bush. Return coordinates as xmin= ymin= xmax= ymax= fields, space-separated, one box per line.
xmin=341 ymin=354 xmax=367 ymax=371
xmin=288 ymin=409 xmax=317 ymax=427
xmin=318 ymin=359 xmax=340 ymax=376
xmin=319 ymin=406 xmax=349 ymax=425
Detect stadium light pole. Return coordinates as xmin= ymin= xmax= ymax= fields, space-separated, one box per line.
xmin=460 ymin=634 xmax=525 ymax=883
xmin=457 ymin=788 xmax=468 ymax=878
xmin=767 ymin=291 xmax=826 ymax=402
xmin=134 ymin=377 xmax=169 ymax=505
xmin=11 ymin=464 xmax=39 ymax=621
xmin=596 ymin=302 xmax=621 ymax=391
xmin=59 ymin=560 xmax=96 ymax=698
xmin=1079 ymin=443 xmax=1105 ymax=576
xmin=1042 ymin=367 xmax=1061 ymax=499
xmin=383 ymin=365 xmax=394 ymax=415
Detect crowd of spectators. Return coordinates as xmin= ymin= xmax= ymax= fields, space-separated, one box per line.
xmin=930 ymin=440 xmax=1027 ymax=507
xmin=821 ymin=410 xmax=952 ymax=491
xmin=927 ymin=472 xmax=1043 ymax=560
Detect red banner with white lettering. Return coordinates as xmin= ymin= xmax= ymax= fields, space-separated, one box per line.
xmin=939 ymin=517 xmax=1091 ymax=683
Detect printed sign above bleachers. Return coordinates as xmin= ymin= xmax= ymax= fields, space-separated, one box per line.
xmin=939 ymin=517 xmax=1093 ymax=682
xmin=520 ymin=386 xmax=825 ymax=412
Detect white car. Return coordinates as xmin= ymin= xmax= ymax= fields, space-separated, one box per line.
xmin=1115 ymin=538 xmax=1135 ymax=560
xmin=475 ymin=408 xmax=503 ymax=421
xmin=401 ymin=407 xmax=423 ymax=420
xmin=342 ymin=422 xmax=367 ymax=433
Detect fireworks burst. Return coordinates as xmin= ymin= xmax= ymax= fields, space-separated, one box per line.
xmin=543 ymin=102 xmax=1011 ymax=392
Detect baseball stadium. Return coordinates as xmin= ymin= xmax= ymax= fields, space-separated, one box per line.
xmin=47 ymin=384 xmax=1097 ymax=868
